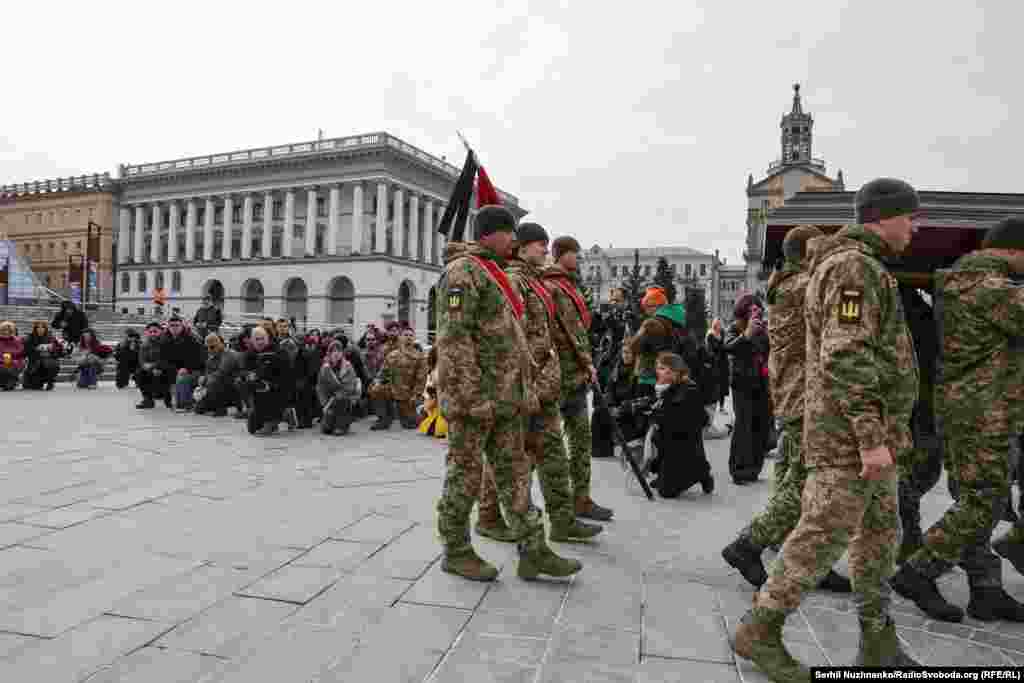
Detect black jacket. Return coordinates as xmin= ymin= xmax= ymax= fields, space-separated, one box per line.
xmin=51 ymin=306 xmax=89 ymax=344
xmin=652 ymin=381 xmax=711 ymax=498
xmin=193 ymin=305 xmax=222 ymax=329
xmin=161 ymin=333 xmax=205 ymax=373
xmin=705 ymin=333 xmax=730 ymax=401
xmin=724 ymin=323 xmax=769 ymax=394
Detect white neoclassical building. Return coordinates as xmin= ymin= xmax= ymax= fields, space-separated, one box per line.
xmin=114 ymin=132 xmax=523 ymax=337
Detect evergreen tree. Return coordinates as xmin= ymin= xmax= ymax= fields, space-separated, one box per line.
xmin=652 ymin=257 xmax=677 ymax=304
xmin=621 ymin=248 xmax=647 ymax=314
xmin=683 ymin=285 xmax=709 ymax=341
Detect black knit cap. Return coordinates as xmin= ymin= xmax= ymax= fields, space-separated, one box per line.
xmin=982 ymin=217 xmax=1024 ymax=250
xmin=552 ymin=236 xmax=581 ymax=260
xmin=855 ymin=178 xmax=920 ymax=224
xmin=475 ymin=205 xmax=517 ymax=238
xmin=515 ymin=222 xmax=549 ymax=246
xmin=782 ymin=225 xmax=823 ymax=263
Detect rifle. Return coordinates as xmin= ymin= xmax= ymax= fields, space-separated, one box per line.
xmin=549 ymin=284 xmax=654 ymax=501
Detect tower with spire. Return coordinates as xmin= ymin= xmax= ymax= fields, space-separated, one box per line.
xmin=742 ymin=83 xmax=844 ymax=292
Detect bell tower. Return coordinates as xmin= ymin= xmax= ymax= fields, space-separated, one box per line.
xmin=780 ymin=83 xmax=813 ymax=165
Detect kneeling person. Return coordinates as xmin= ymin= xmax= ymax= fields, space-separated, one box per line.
xmin=649 ymin=352 xmax=714 ymax=498
xmin=318 ymin=342 xmax=361 ymax=435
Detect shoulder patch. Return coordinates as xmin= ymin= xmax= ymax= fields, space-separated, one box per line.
xmin=838 ymin=289 xmax=863 ymax=324
xmin=447 ymin=288 xmax=463 ymax=311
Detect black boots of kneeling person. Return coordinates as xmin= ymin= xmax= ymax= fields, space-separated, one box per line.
xmin=321 ymin=398 xmax=355 ymax=436
xmin=370 ymin=399 xmax=395 ymax=430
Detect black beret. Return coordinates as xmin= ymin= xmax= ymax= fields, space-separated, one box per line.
xmin=515 ymin=222 xmax=549 ymax=246
xmin=475 ymin=205 xmax=516 ymax=238
xmin=855 ymin=178 xmax=920 ymax=224
xmin=982 ymin=217 xmax=1024 ymax=250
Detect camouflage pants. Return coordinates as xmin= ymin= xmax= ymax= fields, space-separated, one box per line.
xmin=748 ymin=420 xmax=806 ymax=550
xmin=896 ymin=439 xmax=943 ymax=552
xmin=757 ymin=466 xmax=899 ymax=631
xmin=907 ymin=431 xmax=1009 ymax=587
xmin=561 ymin=385 xmax=592 ymax=501
xmin=437 ymin=415 xmax=544 ymax=556
xmin=480 ymin=402 xmax=576 ymax=528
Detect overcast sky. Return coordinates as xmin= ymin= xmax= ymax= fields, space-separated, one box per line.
xmin=0 ymin=1 xmax=1017 ymax=264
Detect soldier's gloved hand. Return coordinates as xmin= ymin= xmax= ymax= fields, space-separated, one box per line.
xmin=468 ymin=401 xmax=495 ymax=422
xmin=859 ymin=445 xmax=894 ymax=481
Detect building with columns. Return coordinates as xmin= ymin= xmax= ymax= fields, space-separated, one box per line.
xmin=0 ymin=174 xmax=116 ymax=301
xmin=744 ymin=84 xmax=843 ymax=293
xmin=716 ymin=265 xmax=747 ymax=323
xmin=114 ymin=132 xmax=522 ymax=336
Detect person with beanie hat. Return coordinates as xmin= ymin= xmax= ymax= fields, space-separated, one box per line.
xmin=892 ymin=215 xmax=1024 ymax=625
xmin=477 ymin=220 xmax=604 ymax=544
xmin=734 ymin=179 xmax=922 ymax=676
xmin=435 ymin=205 xmax=582 ymax=582
xmin=543 ymin=234 xmax=614 ymax=522
xmin=723 ymin=221 xmax=853 ymax=597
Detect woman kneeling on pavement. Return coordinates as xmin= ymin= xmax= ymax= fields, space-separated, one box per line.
xmin=0 ymin=321 xmax=26 ymax=390
xmin=648 ymin=352 xmax=714 ymax=498
xmin=73 ymin=328 xmax=113 ymax=389
xmin=316 ymin=341 xmax=361 ymax=435
xmin=22 ymin=320 xmax=64 ymax=390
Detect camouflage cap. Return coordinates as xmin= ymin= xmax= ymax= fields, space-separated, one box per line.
xmin=782 ymin=225 xmax=824 ymax=264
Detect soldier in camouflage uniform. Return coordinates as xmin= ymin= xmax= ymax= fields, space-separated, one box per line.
xmin=369 ymin=328 xmax=426 ymax=430
xmin=543 ymin=236 xmax=614 ymax=521
xmin=477 ymin=223 xmax=603 ymax=544
xmin=891 ymin=217 xmax=1024 ymax=623
xmin=734 ymin=178 xmax=922 ymax=681
xmin=721 ymin=226 xmax=852 ymax=595
xmin=435 ymin=206 xmax=582 ymax=582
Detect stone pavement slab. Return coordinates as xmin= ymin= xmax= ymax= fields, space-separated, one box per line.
xmin=1 ymin=387 xmax=1019 ymax=680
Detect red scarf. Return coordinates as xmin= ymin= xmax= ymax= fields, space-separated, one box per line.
xmin=550 ymin=276 xmax=591 ymax=329
xmin=470 ymin=255 xmax=525 ymax=320
xmin=525 ymin=277 xmax=556 ymax=319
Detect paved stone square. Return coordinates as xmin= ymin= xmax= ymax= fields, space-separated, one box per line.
xmin=0 ymin=386 xmax=1020 ymax=681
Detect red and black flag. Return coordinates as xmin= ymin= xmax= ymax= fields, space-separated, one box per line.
xmin=436 ymin=140 xmax=502 ymax=242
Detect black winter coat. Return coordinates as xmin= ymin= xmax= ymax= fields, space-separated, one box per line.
xmin=51 ymin=306 xmax=89 ymax=344
xmin=652 ymin=381 xmax=711 ymax=498
xmin=161 ymin=333 xmax=206 ymax=373
xmin=724 ymin=324 xmax=769 ymax=395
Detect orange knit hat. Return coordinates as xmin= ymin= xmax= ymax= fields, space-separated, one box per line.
xmin=641 ymin=287 xmax=668 ymax=309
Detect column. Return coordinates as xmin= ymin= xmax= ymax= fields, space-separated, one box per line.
xmin=437 ymin=205 xmax=447 ymax=264
xmin=133 ymin=206 xmax=145 ymax=263
xmin=422 ymin=199 xmax=434 ymax=265
xmin=185 ymin=199 xmax=197 ymax=261
xmin=118 ymin=207 xmax=131 ymax=264
xmin=351 ymin=183 xmax=364 ymax=254
xmin=408 ymin=193 xmax=419 ymax=262
xmin=241 ymin=194 xmax=254 ymax=259
xmin=222 ymin=195 xmax=234 ymax=260
xmin=392 ymin=186 xmax=404 ymax=257
xmin=262 ymin=192 xmax=273 ymax=258
xmin=327 ymin=184 xmax=341 ymax=255
xmin=283 ymin=189 xmax=295 ymax=258
xmin=203 ymin=197 xmax=215 ymax=261
xmin=305 ymin=187 xmax=318 ymax=256
xmin=167 ymin=202 xmax=179 ymax=263
xmin=149 ymin=203 xmax=161 ymax=263
xmin=374 ymin=182 xmax=387 ymax=254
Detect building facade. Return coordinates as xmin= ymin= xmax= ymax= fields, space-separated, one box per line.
xmin=716 ymin=264 xmax=747 ymax=322
xmin=744 ymin=84 xmax=843 ymax=292
xmin=0 ymin=174 xmax=116 ymax=300
xmin=114 ymin=132 xmax=521 ymax=337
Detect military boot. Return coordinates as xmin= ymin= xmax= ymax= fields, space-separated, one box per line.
xmin=722 ymin=526 xmax=768 ymax=588
xmin=732 ymin=608 xmax=810 ymax=683
xmin=549 ymin=519 xmax=603 ymax=543
xmin=475 ymin=516 xmax=519 ymax=543
xmin=993 ymin=533 xmax=1024 ymax=576
xmin=441 ymin=548 xmax=499 ymax=582
xmin=853 ymin=617 xmax=919 ymax=667
xmin=369 ymin=399 xmax=393 ymax=430
xmin=817 ymin=569 xmax=852 ymax=593
xmin=575 ymin=496 xmax=613 ymax=521
xmin=967 ymin=584 xmax=1024 ymax=622
xmin=517 ymin=541 xmax=583 ymax=580
xmin=890 ymin=564 xmax=964 ymax=622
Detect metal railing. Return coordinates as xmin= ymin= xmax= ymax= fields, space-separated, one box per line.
xmin=0 ymin=173 xmax=113 ymax=196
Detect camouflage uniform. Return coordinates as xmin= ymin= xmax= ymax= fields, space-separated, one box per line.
xmin=754 ymin=225 xmax=918 ymax=633
xmin=434 ymin=243 xmax=545 ymax=565
xmin=479 ymin=257 xmax=597 ymax=539
xmin=542 ymin=265 xmax=594 ymax=504
xmin=372 ymin=345 xmax=426 ymax=427
xmin=904 ymin=253 xmax=1024 ymax=587
xmin=746 ymin=261 xmax=811 ymax=549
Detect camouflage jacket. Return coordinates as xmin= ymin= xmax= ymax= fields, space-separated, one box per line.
xmin=804 ymin=225 xmax=919 ymax=468
xmin=507 ymin=258 xmax=562 ymax=405
xmin=375 ymin=346 xmax=427 ymax=401
xmin=937 ymin=251 xmax=1024 ymax=437
xmin=436 ymin=243 xmax=533 ymax=420
xmin=541 ymin=265 xmax=592 ymax=396
xmin=766 ymin=263 xmax=810 ymax=424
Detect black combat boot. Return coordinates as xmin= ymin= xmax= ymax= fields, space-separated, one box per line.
xmin=817 ymin=569 xmax=852 ymax=593
xmin=967 ymin=584 xmax=1024 ymax=622
xmin=722 ymin=525 xmax=767 ymax=588
xmin=853 ymin=617 xmax=919 ymax=666
xmin=370 ymin=399 xmax=393 ymax=430
xmin=890 ymin=564 xmax=964 ymax=622
xmin=136 ymin=397 xmax=155 ymax=409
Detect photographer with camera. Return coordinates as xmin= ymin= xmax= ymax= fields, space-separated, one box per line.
xmin=725 ymin=294 xmax=772 ymax=485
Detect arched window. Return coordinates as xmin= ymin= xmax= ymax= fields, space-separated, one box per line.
xmin=171 ymin=271 xmax=182 ymax=293
xmin=121 ymin=273 xmax=130 ymax=293
xmin=137 ymin=272 xmax=147 ymax=292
